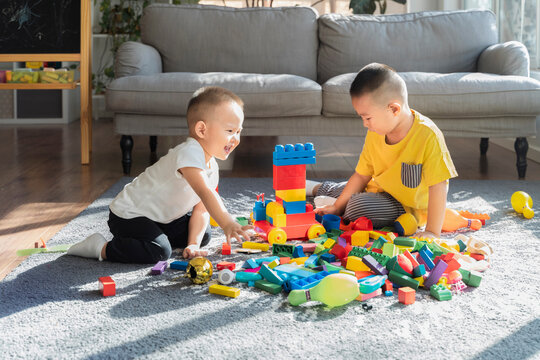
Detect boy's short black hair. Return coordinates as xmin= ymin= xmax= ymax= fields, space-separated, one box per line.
xmin=186 ymin=86 xmax=244 ymax=128
xmin=349 ymin=63 xmax=402 ymax=99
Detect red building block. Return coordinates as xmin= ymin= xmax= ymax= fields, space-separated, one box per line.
xmin=216 ymin=261 xmax=236 ymax=271
xmin=330 ymin=243 xmax=352 ymax=259
xmin=398 ymin=287 xmax=415 ymax=305
xmin=383 ymin=279 xmax=393 ymax=292
xmin=98 ymin=276 xmax=116 ymax=297
xmin=222 ymin=242 xmax=231 ymax=255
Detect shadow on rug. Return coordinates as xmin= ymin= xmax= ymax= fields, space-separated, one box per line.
xmin=1 ymin=178 xmax=539 ymax=360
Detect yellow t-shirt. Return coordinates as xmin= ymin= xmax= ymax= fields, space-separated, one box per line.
xmin=355 ymin=110 xmax=457 ymax=226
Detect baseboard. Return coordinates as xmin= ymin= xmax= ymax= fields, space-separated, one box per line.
xmin=490 ymin=138 xmax=540 ymax=164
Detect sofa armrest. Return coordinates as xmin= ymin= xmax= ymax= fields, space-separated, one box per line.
xmin=114 ymin=41 xmax=163 ymax=78
xmin=478 ymin=41 xmax=530 ymax=77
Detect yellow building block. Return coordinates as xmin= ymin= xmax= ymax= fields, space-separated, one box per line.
xmin=275 ymin=189 xmax=306 ymax=202
xmin=242 ymin=241 xmax=270 ymax=251
xmin=268 ymin=259 xmax=280 ymax=269
xmin=289 ymin=257 xmax=308 ymax=265
xmin=266 ymin=201 xmax=284 ymax=220
xmin=274 ymin=213 xmax=287 ymax=227
xmin=414 ymin=276 xmax=425 ymax=288
xmin=369 ymin=231 xmax=382 ymax=240
xmin=209 ymin=284 xmax=241 ymax=298
xmin=314 ymin=244 xmax=326 ymax=254
xmin=346 ymin=256 xmax=371 ymax=272
xmin=351 ymin=231 xmax=369 ymax=247
xmin=323 ymin=238 xmax=336 ymax=249
xmin=396 ymin=245 xmax=414 ymax=254
xmin=385 ymin=232 xmax=396 ymax=243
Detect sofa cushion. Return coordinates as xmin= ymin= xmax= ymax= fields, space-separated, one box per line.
xmin=141 ymin=4 xmax=319 ymax=81
xmin=107 ymin=72 xmax=322 ymax=117
xmin=318 ymin=10 xmax=498 ymax=83
xmin=323 ymin=72 xmax=540 ymax=117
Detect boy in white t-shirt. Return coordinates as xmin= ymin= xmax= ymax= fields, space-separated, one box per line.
xmin=67 ymin=86 xmax=252 ymax=263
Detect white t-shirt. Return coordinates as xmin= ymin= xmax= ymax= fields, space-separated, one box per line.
xmin=110 ymin=137 xmax=219 ymax=223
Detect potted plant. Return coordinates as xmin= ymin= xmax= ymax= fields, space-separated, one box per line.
xmin=349 ymin=0 xmax=406 ymax=14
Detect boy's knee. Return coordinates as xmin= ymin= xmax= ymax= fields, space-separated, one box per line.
xmin=151 ymin=234 xmax=172 ymax=261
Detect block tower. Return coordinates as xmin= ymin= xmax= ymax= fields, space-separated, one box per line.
xmin=252 ymin=143 xmax=325 ymax=244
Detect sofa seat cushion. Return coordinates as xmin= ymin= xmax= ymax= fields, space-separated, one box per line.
xmin=323 ymin=72 xmax=540 ymax=117
xmin=107 ymin=72 xmax=322 ymax=117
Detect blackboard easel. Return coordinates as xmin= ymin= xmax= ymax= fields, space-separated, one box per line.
xmin=0 ymin=0 xmax=92 ymax=164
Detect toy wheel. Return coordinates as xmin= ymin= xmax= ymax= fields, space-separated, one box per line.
xmin=307 ymin=224 xmax=326 ymax=239
xmin=268 ymin=228 xmax=287 ymax=245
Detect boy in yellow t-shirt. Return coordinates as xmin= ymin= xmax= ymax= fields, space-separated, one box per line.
xmin=311 ymin=63 xmax=457 ymax=238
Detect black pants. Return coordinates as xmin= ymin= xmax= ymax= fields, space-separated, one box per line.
xmin=106 ymin=210 xmax=211 ymax=264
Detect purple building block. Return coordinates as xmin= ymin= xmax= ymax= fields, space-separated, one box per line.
xmin=362 ymin=254 xmax=388 ymax=275
xmin=151 ymin=261 xmax=168 ymax=275
xmin=424 ymin=259 xmax=448 ymax=288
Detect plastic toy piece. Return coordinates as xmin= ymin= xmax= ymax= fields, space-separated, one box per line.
xmin=289 ymin=271 xmax=332 ymax=290
xmin=398 ymin=287 xmax=416 ymax=305
xmin=511 ymin=191 xmax=534 ymax=219
xmin=430 ymin=284 xmax=452 ymax=301
xmin=418 ymin=250 xmax=435 ymax=271
xmin=288 ymin=273 xmax=360 ymax=307
xmin=442 ymin=208 xmax=482 ymax=232
xmin=222 ymin=242 xmax=231 ymax=255
xmin=216 ymin=261 xmax=236 ymax=271
xmin=394 ymin=213 xmax=418 ymax=236
xmin=272 ymin=243 xmax=295 ymax=257
xmin=323 ymin=238 xmax=336 ymax=249
xmin=16 ymin=243 xmax=71 ymax=256
xmin=242 ymin=241 xmax=270 ymax=251
xmin=349 ymin=247 xmax=391 ymax=266
xmin=234 ymin=248 xmax=262 ymax=254
xmin=383 ymin=279 xmax=393 ymax=292
xmin=458 ymin=268 xmax=483 ymax=287
xmin=388 ymin=270 xmax=419 ymax=290
xmin=293 ymin=246 xmax=305 ymax=258
xmin=259 ymin=264 xmax=284 ymax=285
xmin=351 ymin=231 xmax=370 ymax=247
xmin=412 ymin=264 xmax=426 ymax=278
xmin=320 ymin=253 xmax=336 ymax=263
xmin=217 ymin=269 xmax=235 ymax=285
xmin=322 ymin=214 xmax=341 ymax=232
xmin=394 ymin=237 xmax=417 ymax=248
xmin=358 ymin=275 xmax=387 ymax=294
xmin=346 ymin=256 xmax=371 ymax=272
xmin=151 ymin=261 xmax=168 ymax=275
xmin=209 ymin=284 xmax=240 ymax=298
xmin=424 ymin=259 xmax=448 ymax=289
xmin=236 ymin=216 xmax=250 ymax=226
xmin=98 ymin=276 xmax=116 ymax=297
xmin=356 ymin=288 xmax=382 ymax=301
xmin=274 ymin=263 xmax=317 ymax=278
xmin=362 ymin=255 xmax=388 ymax=275
xmin=268 ymin=259 xmax=280 ymax=269
xmin=304 ymin=254 xmax=319 ymax=268
xmin=382 ymin=243 xmax=399 ymax=257
xmin=235 ymin=272 xmax=263 ymax=283
xmin=330 ymin=243 xmax=352 ymax=260
xmin=170 ymin=260 xmax=189 ymax=271
xmin=255 ymin=279 xmax=283 ymax=294
xmin=457 ymin=210 xmax=491 ymax=225
xmin=351 ymin=217 xmax=373 ymax=231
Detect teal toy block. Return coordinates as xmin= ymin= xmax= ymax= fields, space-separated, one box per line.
xmin=304 ymin=254 xmax=319 ymax=268
xmin=272 ymin=244 xmax=295 ymax=257
xmin=274 ymin=264 xmax=317 ymax=278
xmin=412 ymin=264 xmax=426 ymax=277
xmin=255 ymin=279 xmax=283 ymax=294
xmin=457 ymin=239 xmax=467 ymax=252
xmin=259 ymin=264 xmax=284 ymax=285
xmin=358 ymin=275 xmax=387 ymax=294
xmin=388 ymin=270 xmax=419 ymax=290
xmin=327 ymin=228 xmax=343 ymax=238
xmin=293 ymin=246 xmax=305 ymax=258
xmin=255 ymin=256 xmax=280 ymax=265
xmin=309 ymin=234 xmax=328 ymax=243
xmin=170 ymin=260 xmax=188 ymax=271
xmin=430 ymin=284 xmax=452 ymax=301
xmin=349 ymin=247 xmax=391 ymax=266
xmin=370 ymin=237 xmax=387 ymax=250
xmin=290 ymin=271 xmax=331 ymax=290
xmin=384 ymin=290 xmax=393 ymax=296
xmin=242 ymin=258 xmax=259 ymax=269
xmin=236 ymin=272 xmax=263 ymax=283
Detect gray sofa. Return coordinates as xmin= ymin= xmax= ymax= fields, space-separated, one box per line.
xmin=106 ymin=5 xmax=540 ymax=177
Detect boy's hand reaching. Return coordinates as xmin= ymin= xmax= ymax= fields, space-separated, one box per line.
xmin=314 ymin=204 xmax=340 ymax=216
xmin=183 ymin=244 xmax=208 ymax=259
xmin=223 ymin=221 xmax=253 ymax=245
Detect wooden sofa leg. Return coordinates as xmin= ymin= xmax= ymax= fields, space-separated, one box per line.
xmin=121 ymin=135 xmax=133 ymax=175
xmin=480 ymin=138 xmax=489 ymax=155
xmin=150 ymin=136 xmax=157 ymax=153
xmin=515 ymin=137 xmax=528 ymax=179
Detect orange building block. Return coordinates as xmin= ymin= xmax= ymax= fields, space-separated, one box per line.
xmin=222 ymin=242 xmax=231 ymax=255
xmin=398 ymin=287 xmax=416 ymax=305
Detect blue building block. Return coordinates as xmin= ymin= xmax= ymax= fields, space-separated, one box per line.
xmin=293 ymin=246 xmax=305 ymax=258
xmin=255 ymin=256 xmax=280 ymax=265
xmin=273 ymin=157 xmax=316 ymax=166
xmin=283 ymin=200 xmax=306 ymax=214
xmin=384 ymin=290 xmax=393 ymax=296
xmin=170 ymin=260 xmax=188 ymax=271
xmin=273 ymin=143 xmax=316 ymax=160
xmin=259 ymin=264 xmax=284 ymax=285
xmin=418 ymin=250 xmax=435 ymax=270
xmin=289 ymin=271 xmax=332 ymax=290
xmin=319 ymin=253 xmax=336 ymax=263
xmin=274 ymin=264 xmax=317 ymax=278
xmin=304 ymin=254 xmax=319 ymax=268
xmin=242 ymin=258 xmax=259 ymax=269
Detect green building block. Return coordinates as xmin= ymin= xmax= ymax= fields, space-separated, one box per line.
xmin=314 ymin=243 xmax=326 ymax=254
xmin=388 ymin=270 xmax=419 ymax=290
xmin=379 ymin=226 xmax=395 ymax=233
xmin=382 ymin=243 xmax=399 ymax=257
xmin=327 ymin=229 xmax=343 ymax=238
xmin=254 ymin=279 xmax=282 ymax=294
xmin=272 ymin=244 xmax=295 ymax=257
xmin=394 ymin=237 xmax=416 ymax=248
xmin=413 ymin=241 xmax=427 ymax=252
xmin=235 ymin=216 xmax=250 ymax=226
xmin=320 ymin=261 xmax=344 ymax=272
xmin=370 ymin=237 xmax=387 ymax=250
xmin=309 ymin=234 xmax=328 ymax=243
xmin=458 ymin=268 xmax=482 ymax=287
xmin=430 ymin=284 xmax=452 ymax=301
xmin=349 ymin=247 xmax=391 ymax=266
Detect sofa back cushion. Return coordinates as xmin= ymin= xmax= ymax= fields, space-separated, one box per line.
xmin=141 ymin=4 xmax=319 ymax=81
xmin=318 ymin=10 xmax=498 ymax=83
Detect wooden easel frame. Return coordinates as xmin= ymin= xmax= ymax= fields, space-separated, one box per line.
xmin=0 ymin=0 xmax=92 ymax=164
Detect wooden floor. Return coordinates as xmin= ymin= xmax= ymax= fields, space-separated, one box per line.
xmin=1 ymin=118 xmax=539 ymax=280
